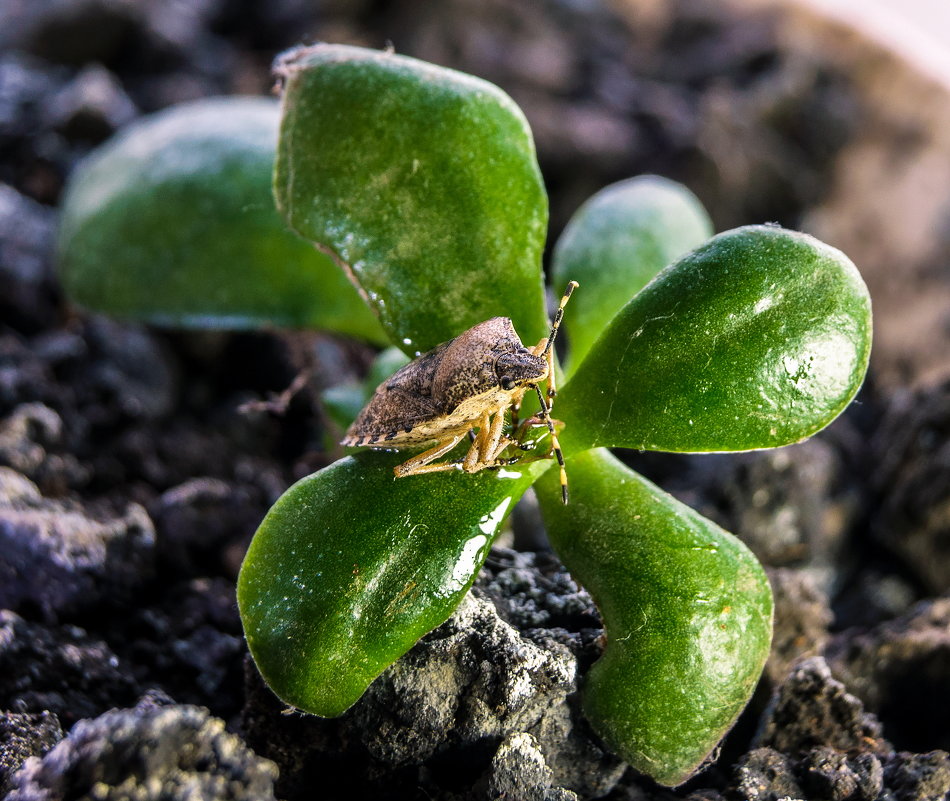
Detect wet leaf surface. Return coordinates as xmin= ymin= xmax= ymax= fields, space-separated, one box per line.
xmin=273 ymin=44 xmax=549 ymax=354
xmin=237 ymin=450 xmax=544 ymax=716
xmin=537 ymin=449 xmax=773 ymax=786
xmin=558 ymin=225 xmax=872 ymax=454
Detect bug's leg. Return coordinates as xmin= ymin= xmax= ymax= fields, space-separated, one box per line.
xmin=460 ymin=410 xmax=515 ymax=473
xmin=483 ymin=407 xmax=513 ymax=463
xmin=462 ymin=412 xmax=504 ymax=473
xmin=509 ymin=386 xmax=529 ymax=436
xmin=528 ymin=281 xmax=577 ymax=419
xmin=534 ymin=384 xmax=569 ymax=504
xmin=462 ymin=411 xmax=493 ymax=473
xmin=543 ymin=281 xmax=578 ymax=357
xmin=530 ymin=337 xmax=548 ymax=358
xmin=394 ymin=432 xmax=467 ymax=477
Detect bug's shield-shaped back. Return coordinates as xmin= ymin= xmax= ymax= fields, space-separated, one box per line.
xmin=344 ymin=317 xmax=533 ymax=447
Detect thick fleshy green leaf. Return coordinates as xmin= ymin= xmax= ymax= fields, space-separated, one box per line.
xmin=57 ymin=97 xmax=386 ymax=342
xmin=237 ymin=451 xmax=544 ymax=716
xmin=537 ymin=449 xmax=773 ymax=786
xmin=273 ymin=44 xmax=549 ymax=354
xmin=552 ymin=176 xmax=713 ymax=372
xmin=558 ymin=225 xmax=872 ymax=454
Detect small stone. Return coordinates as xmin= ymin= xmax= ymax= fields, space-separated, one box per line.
xmin=755 ymin=657 xmax=888 ymax=757
xmin=884 ymin=750 xmax=950 ymax=801
xmin=485 ymin=732 xmax=578 ymax=801
xmin=826 ymin=599 xmax=950 ymax=754
xmin=733 ymin=747 xmax=804 ymax=801
xmin=350 ymin=593 xmax=578 ymax=765
xmin=150 ymin=477 xmax=257 ymax=575
xmin=0 ymin=610 xmax=140 ymax=725
xmin=0 ymin=467 xmax=41 ymax=502
xmin=800 ymin=745 xmax=883 ymax=801
xmin=0 ymin=466 xmax=155 ymax=620
xmin=686 ymin=791 xmax=725 ymax=801
xmin=6 ymin=703 xmax=278 ymax=801
xmin=0 ymin=55 xmax=65 ymax=140
xmin=0 ymin=404 xmax=63 ymax=478
xmin=477 ymin=547 xmax=601 ymax=662
xmin=0 ymin=712 xmax=63 ymax=797
xmin=242 ymin=583 xmax=624 ymax=800
xmin=43 ymin=64 xmax=138 ymax=143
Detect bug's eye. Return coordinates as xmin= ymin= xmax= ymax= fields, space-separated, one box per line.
xmin=499 ymin=376 xmax=516 ymax=391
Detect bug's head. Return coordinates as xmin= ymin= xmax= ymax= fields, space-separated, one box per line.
xmin=494 ymin=350 xmax=548 ymax=392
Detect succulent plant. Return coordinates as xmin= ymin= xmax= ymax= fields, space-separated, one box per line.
xmin=57 ymin=44 xmax=872 ymax=786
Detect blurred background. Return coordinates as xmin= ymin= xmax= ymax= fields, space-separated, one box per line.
xmin=804 ymin=0 xmax=950 ymax=81
xmin=3 ymin=0 xmax=950 ymax=390
xmin=3 ymin=4 xmax=950 ymax=798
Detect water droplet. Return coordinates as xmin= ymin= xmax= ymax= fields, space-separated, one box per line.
xmin=478 ymin=497 xmax=513 ymax=536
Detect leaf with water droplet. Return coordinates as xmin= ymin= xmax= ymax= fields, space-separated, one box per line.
xmin=558 ymin=225 xmax=872 ymax=454
xmin=536 ymin=448 xmax=773 ymax=786
xmin=237 ymin=450 xmax=544 ymax=715
xmin=273 ymin=44 xmax=549 ymax=353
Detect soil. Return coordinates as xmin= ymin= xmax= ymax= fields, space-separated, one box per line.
xmin=2 ymin=1 xmax=949 ymax=800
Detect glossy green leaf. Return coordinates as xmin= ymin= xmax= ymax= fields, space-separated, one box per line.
xmin=57 ymin=97 xmax=386 ymax=343
xmin=536 ymin=449 xmax=773 ymax=786
xmin=552 ymin=176 xmax=713 ymax=372
xmin=237 ymin=451 xmax=544 ymax=716
xmin=558 ymin=225 xmax=872 ymax=454
xmin=273 ymin=44 xmax=549 ymax=354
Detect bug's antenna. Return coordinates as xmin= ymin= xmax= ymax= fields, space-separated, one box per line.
xmin=535 ymin=383 xmax=568 ymax=504
xmin=534 ymin=280 xmax=577 ymax=504
xmin=541 ymin=280 xmax=579 ymax=361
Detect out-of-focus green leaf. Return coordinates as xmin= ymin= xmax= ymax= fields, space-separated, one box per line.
xmin=536 ymin=449 xmax=772 ymax=786
xmin=365 ymin=346 xmax=412 ymax=389
xmin=320 ymin=383 xmax=366 ymax=434
xmin=237 ymin=451 xmax=544 ymax=716
xmin=58 ymin=97 xmax=386 ymax=343
xmin=273 ymin=44 xmax=549 ymax=354
xmin=552 ymin=176 xmax=713 ymax=371
xmin=321 ymin=346 xmax=411 ymax=434
xmin=558 ymin=225 xmax=872 ymax=454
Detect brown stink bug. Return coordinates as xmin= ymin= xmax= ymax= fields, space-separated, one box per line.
xmin=342 ymin=282 xmax=578 ymax=503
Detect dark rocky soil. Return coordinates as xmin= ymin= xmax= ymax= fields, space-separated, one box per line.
xmin=1 ymin=1 xmax=949 ymax=799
